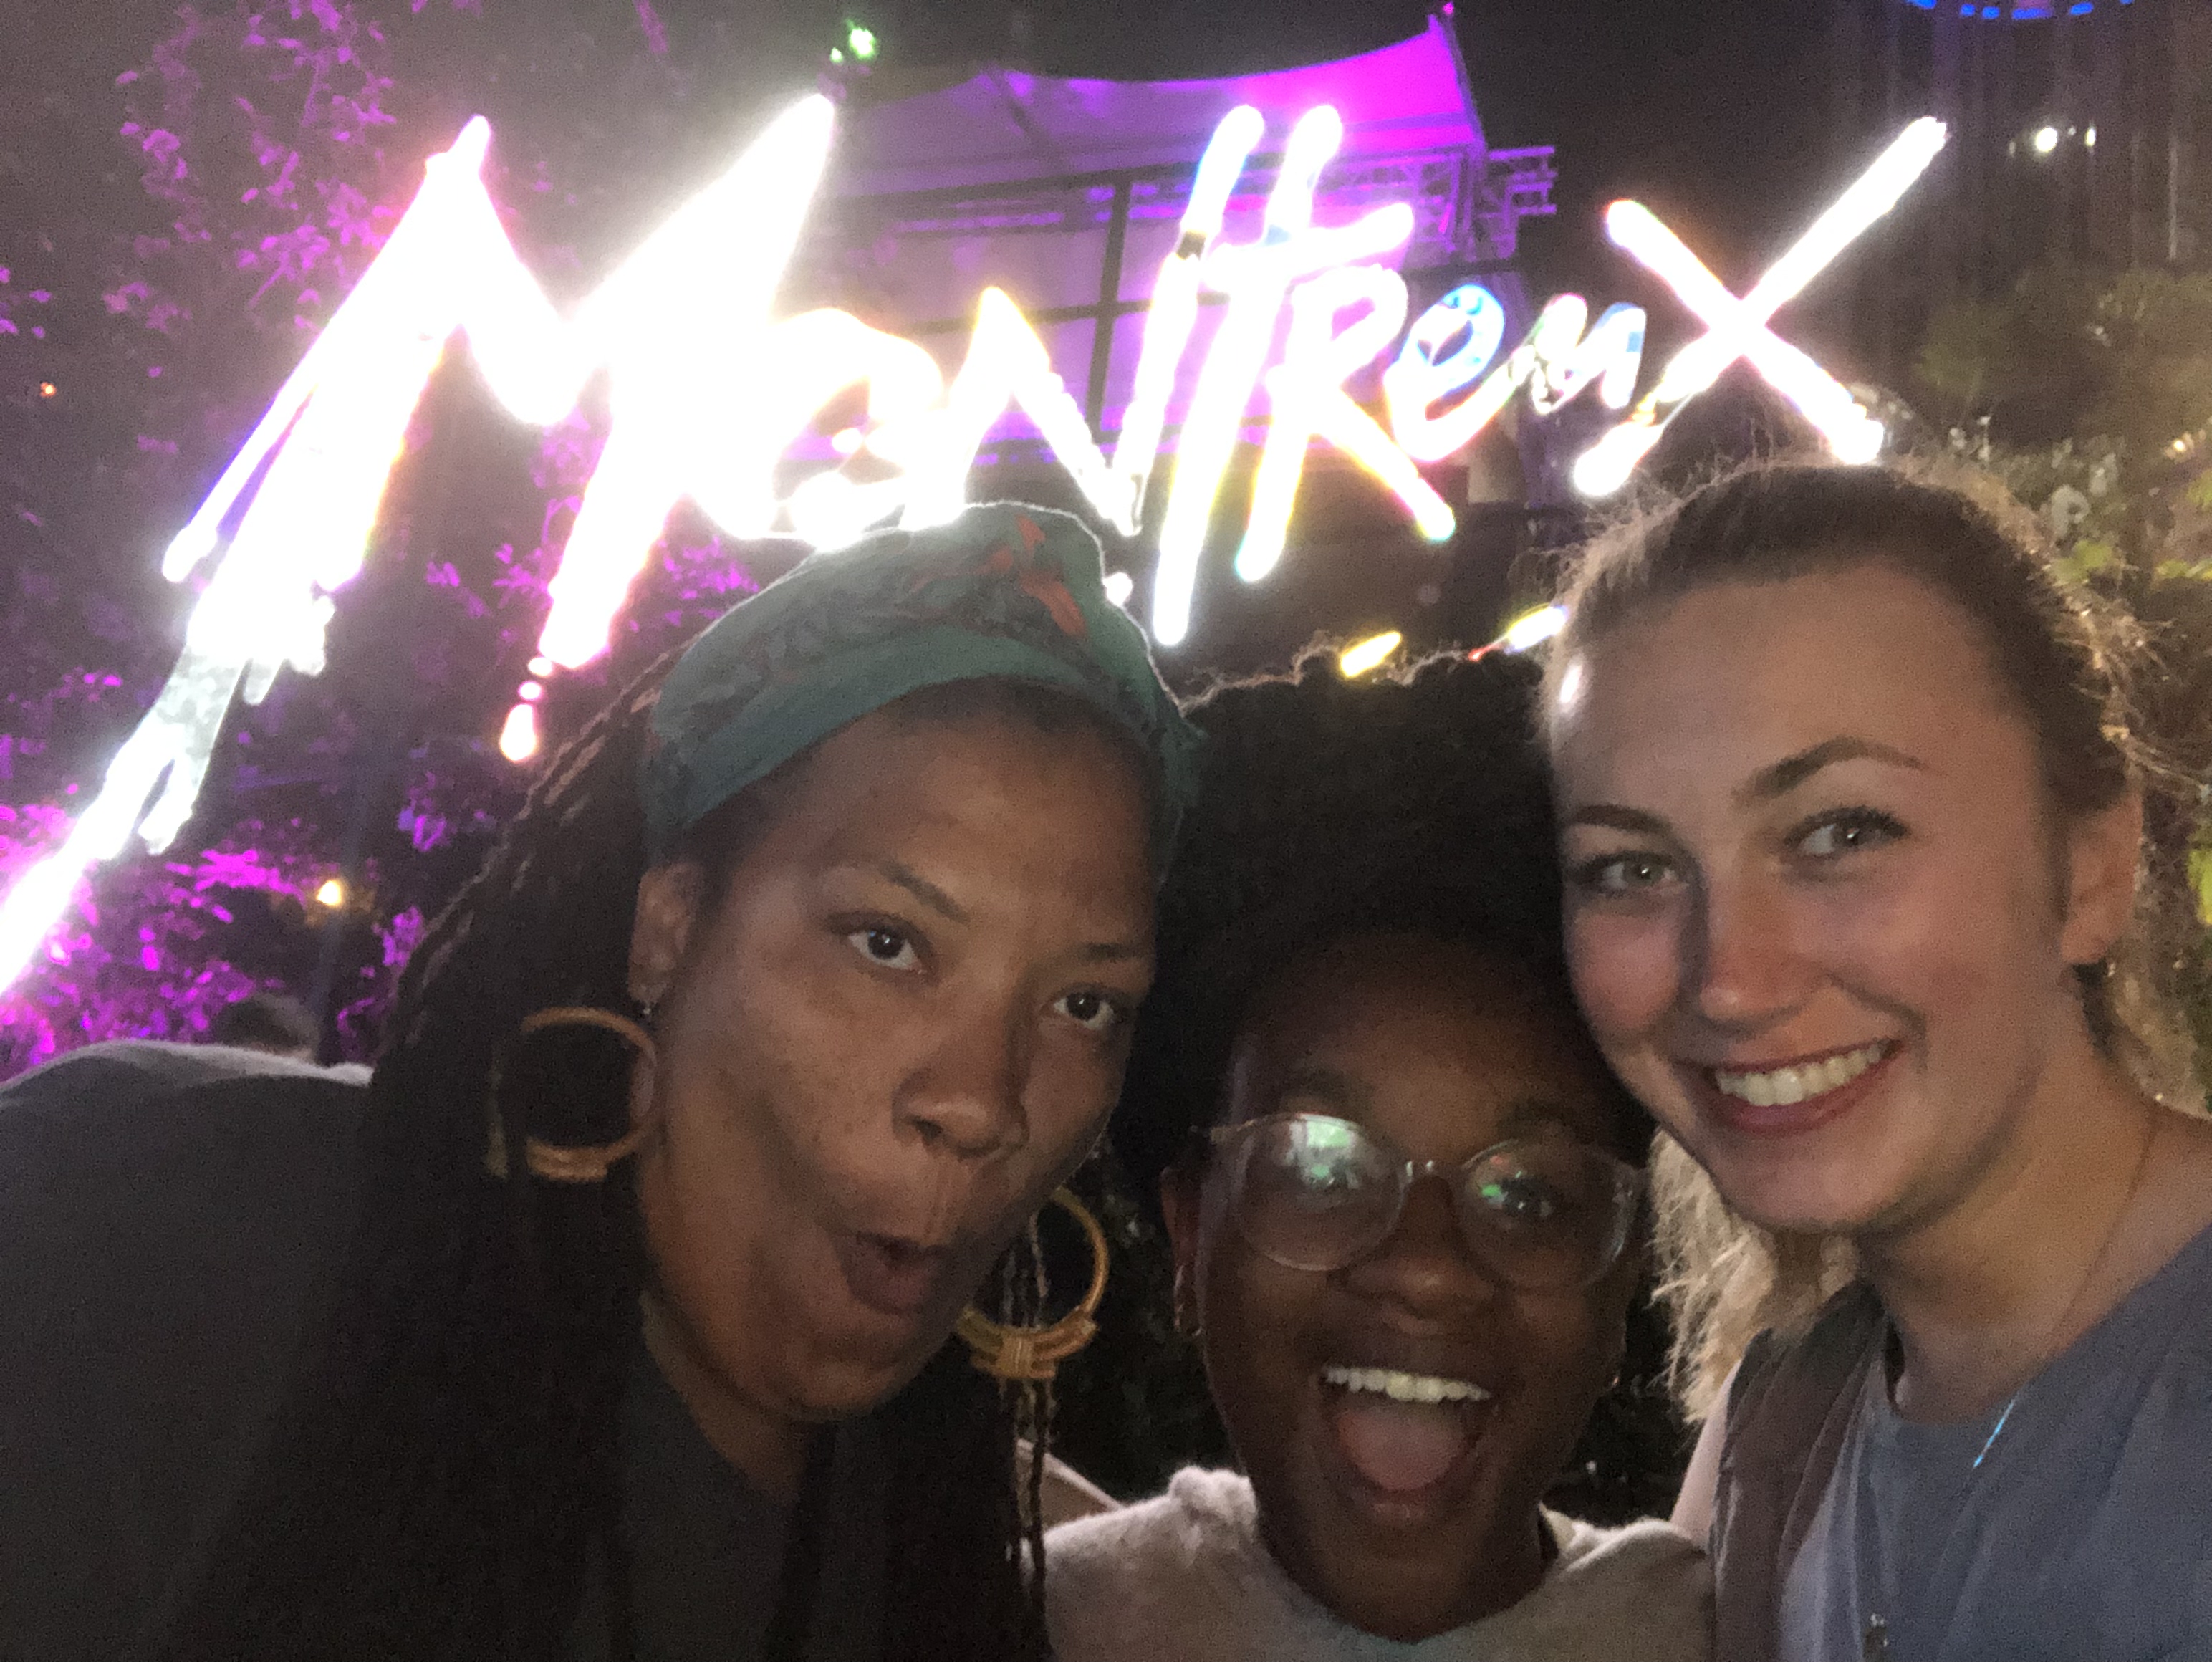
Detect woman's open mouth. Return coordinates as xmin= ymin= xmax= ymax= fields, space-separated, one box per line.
xmin=1317 ymin=1363 xmax=1496 ymax=1525
xmin=832 ymin=1230 xmax=957 ymax=1320
xmin=1691 ymin=1039 xmax=1898 ymax=1136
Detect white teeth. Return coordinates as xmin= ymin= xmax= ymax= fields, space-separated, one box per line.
xmin=1322 ymin=1365 xmax=1491 ymax=1405
xmin=1713 ymin=1043 xmax=1888 ymax=1107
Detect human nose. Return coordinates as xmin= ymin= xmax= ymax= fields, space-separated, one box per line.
xmin=1341 ymin=1172 xmax=1495 ymax=1317
xmin=1688 ymin=872 xmax=1813 ymax=1030
xmin=893 ymin=999 xmax=1029 ymax=1162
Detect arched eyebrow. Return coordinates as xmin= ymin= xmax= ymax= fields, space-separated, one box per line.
xmin=1737 ymin=736 xmax=1928 ymax=804
xmin=1564 ymin=738 xmax=1930 ymax=834
xmin=879 ymin=860 xmax=969 ymax=926
xmin=1562 ymin=803 xmax=1670 ymax=836
xmin=879 ymin=861 xmax=1148 ymax=964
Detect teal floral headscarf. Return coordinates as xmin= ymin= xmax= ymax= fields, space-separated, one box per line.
xmin=640 ymin=503 xmax=1201 ymax=864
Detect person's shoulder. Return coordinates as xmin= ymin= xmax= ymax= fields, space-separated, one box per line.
xmin=1730 ymin=1282 xmax=1884 ymax=1416
xmin=1045 ymin=1468 xmax=1264 ymax=1661
xmin=0 ymin=1034 xmax=369 ymax=1300
xmin=0 ymin=1042 xmax=370 ymax=1655
xmin=1511 ymin=1512 xmax=1713 ymax=1662
xmin=1047 ymin=1466 xmax=1254 ymax=1570
xmin=0 ymin=1039 xmax=369 ymax=1244
xmin=1 ymin=1035 xmax=363 ymax=1121
xmin=1550 ymin=1511 xmax=1710 ymax=1583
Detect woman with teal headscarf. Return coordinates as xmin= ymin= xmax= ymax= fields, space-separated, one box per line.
xmin=0 ymin=505 xmax=1198 ymax=1662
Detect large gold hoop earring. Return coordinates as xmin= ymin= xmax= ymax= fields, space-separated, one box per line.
xmin=956 ymin=1188 xmax=1110 ymax=1383
xmin=484 ymin=1006 xmax=659 ymax=1184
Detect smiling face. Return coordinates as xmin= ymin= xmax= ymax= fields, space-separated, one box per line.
xmin=1163 ymin=933 xmax=1639 ymax=1643
xmin=1549 ymin=561 xmax=2139 ymax=1239
xmin=625 ymin=695 xmax=1155 ymax=1444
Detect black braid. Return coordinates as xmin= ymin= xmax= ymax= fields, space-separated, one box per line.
xmin=147 ymin=649 xmax=1057 ymax=1661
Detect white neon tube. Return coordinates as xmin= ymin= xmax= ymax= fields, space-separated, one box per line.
xmin=537 ymin=95 xmax=838 ymax=668
xmin=1110 ymin=105 xmax=1265 ymax=535
xmin=1239 ymin=264 xmax=1453 ymax=583
xmin=1152 ymin=106 xmax=1415 ymax=647
xmin=1573 ymin=117 xmax=1946 ymax=496
xmin=887 ymin=288 xmax=1125 ymax=532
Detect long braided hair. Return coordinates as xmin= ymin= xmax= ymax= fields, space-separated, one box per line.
xmin=149 ymin=650 xmax=1070 ymax=1661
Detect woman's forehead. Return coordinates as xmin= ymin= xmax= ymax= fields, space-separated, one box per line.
xmin=1227 ymin=938 xmax=1612 ymax=1129
xmin=1552 ymin=565 xmax=2031 ymax=795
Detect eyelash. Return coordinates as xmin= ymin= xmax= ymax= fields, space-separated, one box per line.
xmin=1567 ymin=807 xmax=1906 ymax=898
xmin=842 ymin=920 xmax=923 ymax=971
xmin=1789 ymin=807 xmax=1907 ymax=860
xmin=1055 ymin=989 xmax=1130 ymax=1037
xmin=1567 ymin=850 xmax=1678 ymax=899
xmin=840 ymin=922 xmax=1131 ymax=1037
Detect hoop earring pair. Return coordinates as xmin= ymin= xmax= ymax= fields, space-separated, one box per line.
xmin=488 ymin=1009 xmax=1112 ymax=1383
xmin=484 ymin=1005 xmax=660 ymax=1183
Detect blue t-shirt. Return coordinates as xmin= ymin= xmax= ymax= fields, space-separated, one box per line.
xmin=1773 ymin=1221 xmax=2212 ymax=1661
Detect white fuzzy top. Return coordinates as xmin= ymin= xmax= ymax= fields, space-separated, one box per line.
xmin=1045 ymin=1467 xmax=1711 ymax=1662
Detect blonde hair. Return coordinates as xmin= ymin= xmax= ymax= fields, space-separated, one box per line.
xmin=1549 ymin=458 xmax=2208 ymax=1418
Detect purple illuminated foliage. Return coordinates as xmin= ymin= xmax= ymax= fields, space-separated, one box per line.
xmin=0 ymin=0 xmax=804 ymax=1076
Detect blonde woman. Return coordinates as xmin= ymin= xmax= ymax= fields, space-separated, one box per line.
xmin=1542 ymin=462 xmax=2212 ymax=1660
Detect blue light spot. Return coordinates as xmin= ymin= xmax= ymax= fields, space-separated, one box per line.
xmin=1908 ymin=0 xmax=2127 ymax=12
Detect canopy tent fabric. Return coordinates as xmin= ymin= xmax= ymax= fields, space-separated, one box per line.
xmin=831 ymin=15 xmax=1487 ymax=198
xmin=791 ymin=16 xmax=1549 ymax=465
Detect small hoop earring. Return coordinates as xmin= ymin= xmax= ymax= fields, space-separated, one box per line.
xmin=956 ymin=1188 xmax=1110 ymax=1383
xmin=484 ymin=1006 xmax=659 ymax=1184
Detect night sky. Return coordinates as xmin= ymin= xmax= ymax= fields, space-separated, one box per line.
xmin=5 ymin=0 xmax=1850 ymax=354
xmin=986 ymin=0 xmax=1853 ymax=362
xmin=1024 ymin=0 xmax=1842 ymax=287
xmin=8 ymin=0 xmax=1845 ymax=297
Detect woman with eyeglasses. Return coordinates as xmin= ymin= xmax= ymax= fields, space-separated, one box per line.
xmin=1044 ymin=650 xmax=1713 ymax=1661
xmin=1545 ymin=463 xmax=2212 ymax=1661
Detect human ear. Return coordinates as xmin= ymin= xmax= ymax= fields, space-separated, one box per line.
xmin=629 ymin=862 xmax=709 ymax=1011
xmin=2059 ymin=789 xmax=2143 ymax=969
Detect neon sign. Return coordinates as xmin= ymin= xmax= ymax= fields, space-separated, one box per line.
xmin=1574 ymin=118 xmax=1948 ymax=496
xmin=0 ymin=98 xmax=1947 ymax=993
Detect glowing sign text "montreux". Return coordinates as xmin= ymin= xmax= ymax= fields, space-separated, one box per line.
xmin=0 ymin=100 xmax=1947 ymax=991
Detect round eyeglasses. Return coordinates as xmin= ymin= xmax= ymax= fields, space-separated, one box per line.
xmin=1203 ymin=1113 xmax=1644 ymax=1291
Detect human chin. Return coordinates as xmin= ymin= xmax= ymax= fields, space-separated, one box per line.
xmin=759 ymin=1246 xmax=962 ymax=1421
xmin=1663 ymin=1050 xmax=1930 ymax=1236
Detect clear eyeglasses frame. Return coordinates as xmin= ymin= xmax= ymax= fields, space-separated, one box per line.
xmin=1201 ymin=1111 xmax=1645 ymax=1292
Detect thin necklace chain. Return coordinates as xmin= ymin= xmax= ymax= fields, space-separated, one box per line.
xmin=1866 ymin=1107 xmax=2163 ymax=1658
xmin=1969 ymin=1103 xmax=2161 ymax=1469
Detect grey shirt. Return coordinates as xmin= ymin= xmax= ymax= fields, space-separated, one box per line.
xmin=1771 ymin=1221 xmax=2212 ymax=1662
